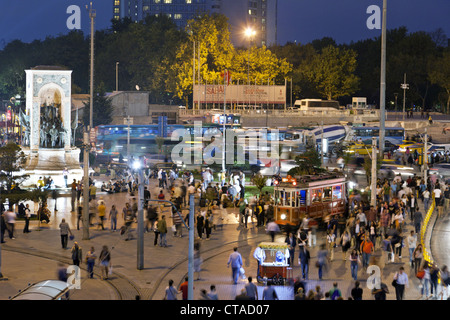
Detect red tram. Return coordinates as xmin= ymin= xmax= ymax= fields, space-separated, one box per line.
xmin=273 ymin=173 xmax=347 ymax=228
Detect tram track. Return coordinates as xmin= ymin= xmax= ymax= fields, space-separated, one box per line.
xmin=2 ymin=245 xmax=142 ymax=300
xmin=148 ymin=231 xmax=268 ymax=300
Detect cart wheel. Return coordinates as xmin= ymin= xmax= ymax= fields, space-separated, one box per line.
xmin=272 ymin=274 xmax=282 ymax=285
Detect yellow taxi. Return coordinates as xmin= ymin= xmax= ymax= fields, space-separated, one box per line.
xmin=397 ymin=140 xmax=423 ymax=153
xmin=344 ymin=142 xmax=377 ymax=156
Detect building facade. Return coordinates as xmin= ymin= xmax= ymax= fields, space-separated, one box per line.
xmin=112 ymin=0 xmax=277 ymax=47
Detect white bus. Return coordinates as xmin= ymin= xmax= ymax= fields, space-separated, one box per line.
xmin=294 ymin=99 xmax=340 ymax=111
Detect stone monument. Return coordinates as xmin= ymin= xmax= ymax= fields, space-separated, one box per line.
xmin=21 ymin=66 xmax=83 ymax=188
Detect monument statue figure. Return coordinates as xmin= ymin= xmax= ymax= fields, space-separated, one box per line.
xmin=18 ymin=109 xmax=30 ymax=146
xmin=49 ymin=125 xmax=59 ymax=148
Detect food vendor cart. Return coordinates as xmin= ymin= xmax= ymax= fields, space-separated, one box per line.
xmin=254 ymin=242 xmax=293 ymax=285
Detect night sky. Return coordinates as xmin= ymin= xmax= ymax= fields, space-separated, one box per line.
xmin=0 ymin=0 xmax=449 ymax=47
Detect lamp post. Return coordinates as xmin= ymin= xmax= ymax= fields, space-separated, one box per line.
xmin=133 ymin=157 xmax=145 ymax=270
xmin=116 ymin=62 xmax=119 ymax=92
xmin=244 ymin=27 xmax=256 ymax=109
xmin=379 ymin=0 xmax=387 ymax=159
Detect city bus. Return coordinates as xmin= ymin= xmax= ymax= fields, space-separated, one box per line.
xmin=294 ymin=99 xmax=341 ymax=111
xmin=350 ymin=126 xmax=405 ymax=145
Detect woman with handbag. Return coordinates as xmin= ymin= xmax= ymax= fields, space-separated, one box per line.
xmin=393 ymin=267 xmax=409 ymax=300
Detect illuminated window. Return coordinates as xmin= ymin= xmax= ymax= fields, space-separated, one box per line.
xmin=186 ymin=0 xmax=192 ymax=3
xmin=114 ymin=0 xmax=120 ymax=5
xmin=154 ymin=0 xmax=160 ymax=3
xmin=174 ymin=13 xmax=182 ymax=19
xmin=164 ymin=0 xmax=172 ymax=3
xmin=114 ymin=8 xmax=120 ymax=13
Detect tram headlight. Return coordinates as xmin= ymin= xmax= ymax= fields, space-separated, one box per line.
xmin=281 ymin=214 xmax=286 ymax=220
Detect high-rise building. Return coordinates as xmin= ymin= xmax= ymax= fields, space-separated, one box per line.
xmin=112 ymin=0 xmax=277 ymax=47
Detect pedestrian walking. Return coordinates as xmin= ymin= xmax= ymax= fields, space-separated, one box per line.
xmin=157 ymin=214 xmax=168 ymax=247
xmin=23 ymin=204 xmax=31 ymax=233
xmin=98 ymin=245 xmax=111 ymax=280
xmin=262 ymin=282 xmax=278 ymax=300
xmin=71 ymin=241 xmax=82 ymax=266
xmin=196 ymin=210 xmax=204 ymax=239
xmin=4 ymin=209 xmax=16 ymax=240
xmin=86 ymin=246 xmax=97 ymax=279
xmin=71 ymin=179 xmax=77 ymax=212
xmin=360 ymin=234 xmax=374 ymax=269
xmin=227 ymin=247 xmax=243 ymax=284
xmin=266 ymin=219 xmax=280 ymax=242
xmin=316 ymin=244 xmax=328 ymax=280
xmin=59 ymin=218 xmax=73 ymax=249
xmin=393 ymin=266 xmax=409 ymax=300
xmin=285 ymin=232 xmax=296 ymax=266
xmin=109 ymin=204 xmax=118 ymax=231
xmin=244 ymin=276 xmax=258 ymax=300
xmin=164 ymin=279 xmax=180 ymax=300
xmin=297 ymin=245 xmax=310 ymax=280
xmin=97 ymin=199 xmax=106 ymax=230
xmin=349 ymin=249 xmax=360 ymax=281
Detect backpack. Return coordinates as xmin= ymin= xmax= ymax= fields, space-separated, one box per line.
xmin=331 ymin=288 xmax=341 ymax=300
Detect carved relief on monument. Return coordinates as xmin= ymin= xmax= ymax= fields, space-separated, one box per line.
xmin=38 ymin=87 xmax=67 ymax=148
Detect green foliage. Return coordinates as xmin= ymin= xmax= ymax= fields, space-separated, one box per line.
xmin=82 ymin=83 xmax=113 ymax=127
xmin=288 ymin=148 xmax=323 ymax=176
xmin=0 ymin=142 xmax=28 ymax=191
xmin=251 ymin=173 xmax=268 ymax=194
xmin=300 ymin=45 xmax=359 ymax=100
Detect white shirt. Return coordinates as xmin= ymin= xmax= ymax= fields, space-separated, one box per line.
xmin=434 ymin=188 xmax=442 ymax=198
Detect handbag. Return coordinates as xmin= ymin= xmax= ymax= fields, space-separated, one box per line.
xmin=391 ymin=279 xmax=398 ymax=287
xmin=416 ymin=270 xmax=425 ymax=279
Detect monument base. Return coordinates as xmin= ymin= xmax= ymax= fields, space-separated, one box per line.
xmin=21 ymin=147 xmax=83 ymax=188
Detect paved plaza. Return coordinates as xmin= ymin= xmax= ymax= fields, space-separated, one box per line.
xmin=1 ymin=175 xmax=444 ymax=301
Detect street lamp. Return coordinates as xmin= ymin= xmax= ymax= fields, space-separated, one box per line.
xmin=244 ymin=27 xmax=256 ymax=94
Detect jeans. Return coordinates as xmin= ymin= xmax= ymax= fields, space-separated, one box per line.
xmin=409 ymin=248 xmax=414 ymax=263
xmin=351 ymin=262 xmax=358 ymax=280
xmin=424 ymin=198 xmax=429 ymax=212
xmin=421 ymin=279 xmax=430 ymax=296
xmin=301 ymin=262 xmax=309 ymax=279
xmin=111 ymin=217 xmax=117 ymax=231
xmin=87 ymin=260 xmax=95 ymax=278
xmin=362 ymin=252 xmax=371 ymax=268
xmin=159 ymin=233 xmax=167 ymax=247
xmin=232 ymin=267 xmax=240 ymax=284
xmin=318 ymin=264 xmax=324 ymax=280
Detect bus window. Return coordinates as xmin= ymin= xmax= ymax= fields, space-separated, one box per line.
xmin=311 ymin=188 xmax=322 ymax=203
xmin=333 ymin=185 xmax=342 ymax=200
xmin=323 ymin=187 xmax=332 ymax=202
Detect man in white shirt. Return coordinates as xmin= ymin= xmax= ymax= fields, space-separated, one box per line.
xmin=406 ymin=230 xmax=417 ymax=267
xmin=394 ymin=267 xmax=409 ymax=300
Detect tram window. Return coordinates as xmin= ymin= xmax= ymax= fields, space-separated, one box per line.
xmin=299 ymin=190 xmax=306 ymax=205
xmin=333 ymin=185 xmax=342 ymax=200
xmin=323 ymin=187 xmax=332 ymax=202
xmin=286 ymin=191 xmax=292 ymax=207
xmin=311 ymin=188 xmax=322 ymax=203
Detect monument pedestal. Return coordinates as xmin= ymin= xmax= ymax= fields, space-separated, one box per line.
xmin=22 ymin=147 xmax=83 ymax=188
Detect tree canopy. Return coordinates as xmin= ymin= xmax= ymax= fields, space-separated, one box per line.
xmin=0 ymin=16 xmax=448 ymax=113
